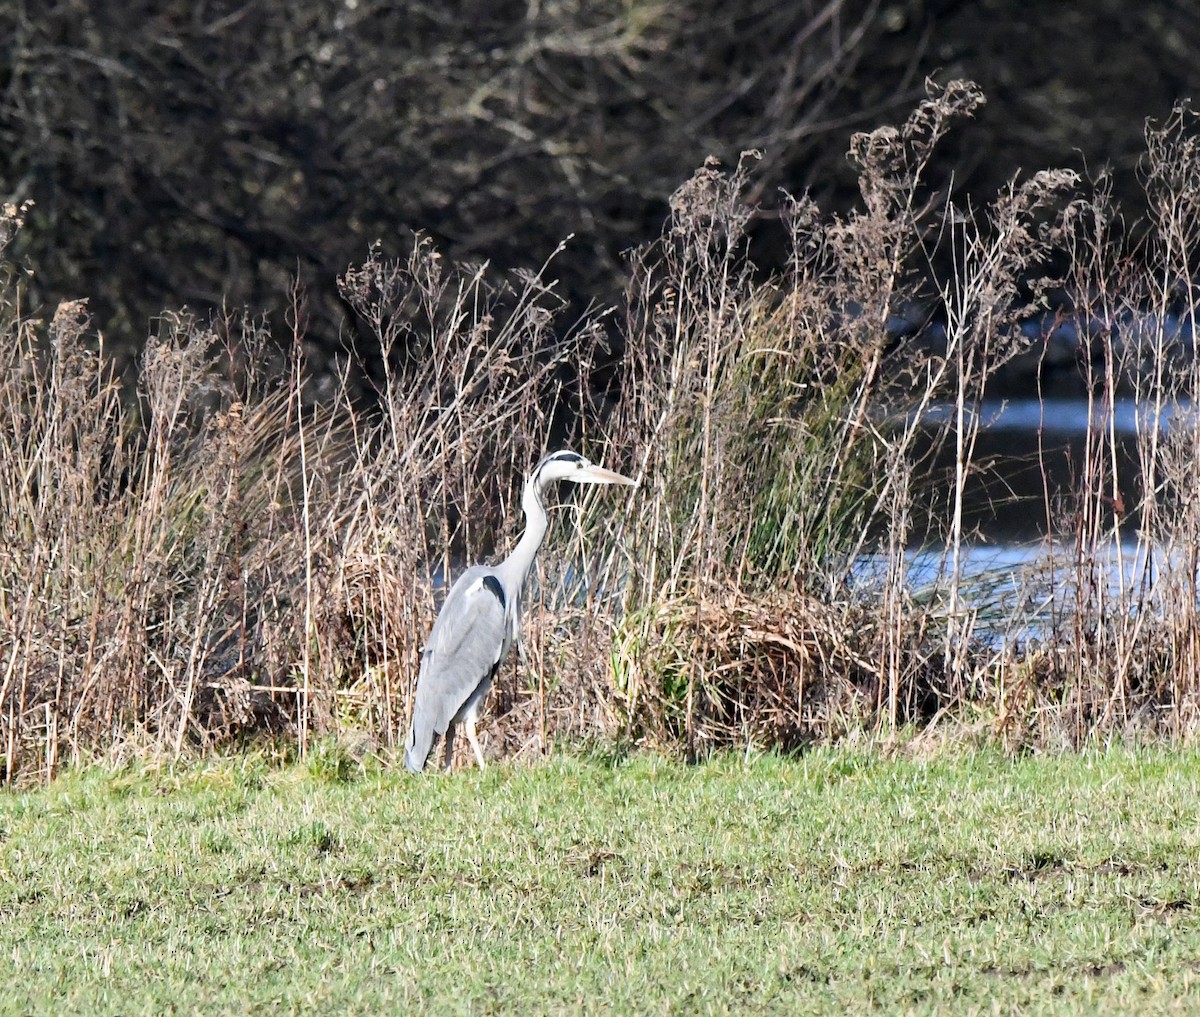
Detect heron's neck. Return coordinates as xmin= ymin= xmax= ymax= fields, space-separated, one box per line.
xmin=496 ymin=477 xmax=550 ymax=597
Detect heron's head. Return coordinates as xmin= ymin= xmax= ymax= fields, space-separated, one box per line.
xmin=531 ymin=450 xmax=637 ymax=491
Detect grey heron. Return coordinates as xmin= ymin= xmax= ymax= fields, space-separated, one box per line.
xmin=404 ymin=450 xmax=636 ymax=773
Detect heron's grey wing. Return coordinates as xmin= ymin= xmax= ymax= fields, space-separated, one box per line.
xmin=414 ymin=565 xmax=508 ymax=738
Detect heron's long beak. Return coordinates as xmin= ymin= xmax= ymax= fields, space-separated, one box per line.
xmin=580 ymin=465 xmax=637 ymax=486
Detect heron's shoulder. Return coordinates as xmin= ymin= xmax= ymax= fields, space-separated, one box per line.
xmin=443 ymin=565 xmax=506 ymax=608
xmin=425 ymin=564 xmax=508 ymax=662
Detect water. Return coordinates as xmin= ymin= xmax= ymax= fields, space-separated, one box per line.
xmin=919 ymin=396 xmax=1195 ymax=437
xmin=914 ymin=396 xmax=1165 ymax=542
xmin=890 ymin=395 xmax=1198 ymax=644
xmin=854 ymin=538 xmax=1190 ymax=648
xmin=436 ymin=394 xmax=1188 ymax=646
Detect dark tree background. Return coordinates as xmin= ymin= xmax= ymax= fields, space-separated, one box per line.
xmin=2 ymin=0 xmax=1198 ymax=368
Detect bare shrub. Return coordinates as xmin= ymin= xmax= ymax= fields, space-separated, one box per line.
xmin=1 ymin=0 xmax=890 ymax=368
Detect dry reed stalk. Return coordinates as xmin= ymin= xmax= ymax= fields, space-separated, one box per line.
xmin=6 ymin=88 xmax=1200 ymax=774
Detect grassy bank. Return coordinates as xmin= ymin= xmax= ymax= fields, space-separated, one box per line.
xmin=1 ymin=745 xmax=1200 ymax=1014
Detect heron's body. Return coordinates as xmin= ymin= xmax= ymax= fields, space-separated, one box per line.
xmin=404 ymin=451 xmax=635 ymax=773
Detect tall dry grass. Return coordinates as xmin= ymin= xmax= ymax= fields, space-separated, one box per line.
xmin=602 ymin=86 xmax=1200 ymax=755
xmin=603 ymin=81 xmax=1079 ymax=753
xmin=0 ymin=283 xmax=327 ymax=778
xmin=993 ymin=102 xmax=1200 ymax=746
xmin=0 ymin=220 xmax=624 ymax=779
xmin=5 ymin=84 xmax=1200 ymax=779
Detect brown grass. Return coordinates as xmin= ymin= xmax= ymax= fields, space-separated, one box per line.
xmin=4 ymin=84 xmax=1200 ymax=778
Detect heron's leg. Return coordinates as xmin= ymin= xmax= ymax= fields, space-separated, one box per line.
xmin=464 ymin=716 xmax=487 ymax=770
xmin=442 ymin=723 xmax=457 ymax=772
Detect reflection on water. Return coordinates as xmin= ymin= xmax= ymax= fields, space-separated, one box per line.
xmin=855 ymin=539 xmax=1192 ymax=647
xmin=920 ymin=397 xmax=1195 ymax=435
xmin=887 ymin=395 xmax=1199 ymax=643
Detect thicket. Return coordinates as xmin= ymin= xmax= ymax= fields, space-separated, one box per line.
xmin=2 ymin=1 xmax=1194 ymax=370
xmin=2 ymin=82 xmax=1200 ymax=780
xmin=0 ymin=0 xmax=895 ymax=368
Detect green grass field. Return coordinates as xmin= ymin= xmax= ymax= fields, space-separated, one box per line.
xmin=1 ymin=744 xmax=1199 ymax=1014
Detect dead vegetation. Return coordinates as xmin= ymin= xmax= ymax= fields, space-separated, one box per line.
xmin=4 ymin=84 xmax=1200 ymax=779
